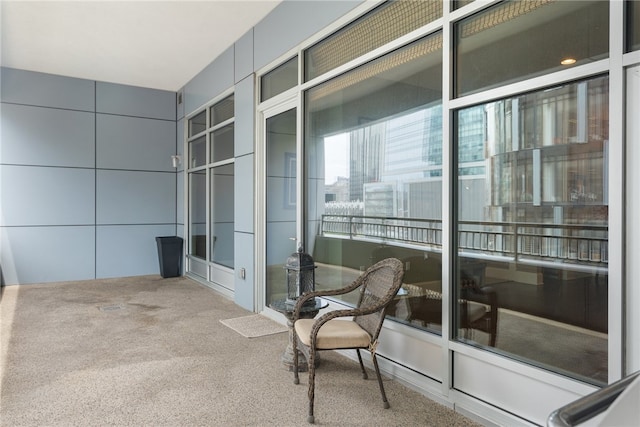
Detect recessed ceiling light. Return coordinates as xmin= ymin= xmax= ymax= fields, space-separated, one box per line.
xmin=561 ymin=58 xmax=577 ymax=65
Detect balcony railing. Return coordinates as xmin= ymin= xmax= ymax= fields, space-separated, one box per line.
xmin=320 ymin=214 xmax=608 ymax=268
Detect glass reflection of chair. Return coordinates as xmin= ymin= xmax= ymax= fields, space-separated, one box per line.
xmin=459 ymin=278 xmax=498 ymax=346
xmin=291 ymin=258 xmax=404 ymax=424
xmin=392 ymin=256 xmax=498 ymax=346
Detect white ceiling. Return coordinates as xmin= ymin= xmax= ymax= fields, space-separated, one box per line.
xmin=0 ymin=0 xmax=283 ymax=92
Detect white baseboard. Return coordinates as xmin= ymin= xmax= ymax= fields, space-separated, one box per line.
xmin=336 ymin=348 xmax=539 ymax=427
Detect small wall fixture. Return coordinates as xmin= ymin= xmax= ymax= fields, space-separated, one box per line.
xmin=171 ymin=155 xmax=182 ymax=168
xmin=561 ymin=58 xmax=577 ymax=65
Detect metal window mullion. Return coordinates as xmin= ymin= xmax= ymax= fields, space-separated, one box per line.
xmin=186 ymin=107 xmax=206 ymax=267
xmin=187 ymin=129 xmax=207 ymax=141
xmin=210 ymin=158 xmax=234 ymax=168
xmin=449 ymin=0 xmax=502 ymax=22
xmin=205 ymin=108 xmax=212 ymax=270
xmin=441 ymin=0 xmax=453 ymax=399
xmin=623 ymin=50 xmax=640 ymax=67
xmin=449 ymin=60 xmax=610 ymax=111
xmin=210 ymin=117 xmax=234 ymax=133
xmin=296 ymin=90 xmax=304 ymax=248
xmin=608 ymin=0 xmax=625 ymax=382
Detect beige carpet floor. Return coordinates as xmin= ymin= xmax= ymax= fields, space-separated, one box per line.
xmin=0 ymin=275 xmax=480 ymax=427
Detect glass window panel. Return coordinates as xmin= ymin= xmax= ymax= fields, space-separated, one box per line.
xmin=453 ymin=0 xmax=475 ymax=11
xmin=261 ymin=56 xmax=298 ymax=102
xmin=304 ymin=0 xmax=442 ymax=81
xmin=455 ymin=75 xmax=609 ymax=385
xmin=189 ymin=170 xmax=207 ymax=261
xmin=210 ymin=94 xmax=234 ymax=127
xmin=210 ymin=163 xmax=234 ymax=268
xmin=305 ymin=33 xmax=443 ymax=334
xmin=211 ymin=124 xmax=234 ymax=163
xmin=188 ymin=110 xmax=206 ymax=137
xmin=187 ymin=93 xmax=235 ymax=283
xmin=628 ymin=0 xmax=640 ymax=52
xmin=265 ymin=108 xmax=297 ymax=305
xmin=455 ymin=0 xmax=609 ymax=97
xmin=189 ymin=135 xmax=206 ymax=168
xmin=626 ymin=64 xmax=640 ymax=374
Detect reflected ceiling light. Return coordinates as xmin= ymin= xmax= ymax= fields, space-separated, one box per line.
xmin=561 ymin=58 xmax=577 ymax=65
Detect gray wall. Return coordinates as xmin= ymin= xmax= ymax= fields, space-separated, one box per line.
xmin=0 ymin=0 xmax=362 ymax=293
xmin=1 ymin=68 xmax=178 ymax=285
xmin=253 ymin=0 xmax=361 ymax=71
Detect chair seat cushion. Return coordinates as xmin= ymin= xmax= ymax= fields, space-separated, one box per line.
xmin=295 ymin=319 xmax=371 ymax=349
xmin=467 ymin=301 xmax=488 ymax=323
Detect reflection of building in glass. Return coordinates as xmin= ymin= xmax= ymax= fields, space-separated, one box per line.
xmin=324 ymin=176 xmax=349 ymax=203
xmin=349 ymin=124 xmax=384 ymax=202
xmin=324 ymin=75 xmax=607 ymax=231
xmin=483 ymin=77 xmax=608 ymax=227
xmin=422 ymin=106 xmax=443 ymax=169
xmin=323 ymin=106 xmax=453 ymax=218
xmin=458 ymin=106 xmax=485 ymax=166
xmin=321 ymin=76 xmax=608 ymax=266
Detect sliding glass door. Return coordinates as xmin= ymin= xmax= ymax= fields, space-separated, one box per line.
xmin=264 ymin=106 xmax=298 ymax=305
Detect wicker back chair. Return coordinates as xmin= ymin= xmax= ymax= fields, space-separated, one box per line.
xmin=291 ymin=258 xmax=404 ymax=424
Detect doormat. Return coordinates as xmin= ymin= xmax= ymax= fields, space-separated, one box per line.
xmin=220 ymin=314 xmax=287 ymax=338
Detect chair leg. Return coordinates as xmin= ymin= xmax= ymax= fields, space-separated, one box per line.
xmin=488 ymin=309 xmax=498 ymax=347
xmin=293 ymin=333 xmax=300 ymax=385
xmin=371 ymin=353 xmax=390 ymax=409
xmin=356 ymin=349 xmax=368 ymax=379
xmin=307 ymin=348 xmax=316 ymax=423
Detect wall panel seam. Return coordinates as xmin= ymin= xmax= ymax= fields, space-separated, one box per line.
xmin=0 ymin=101 xmax=94 ymax=114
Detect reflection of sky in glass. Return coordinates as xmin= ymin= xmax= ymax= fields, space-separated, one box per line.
xmin=324 ymin=133 xmax=349 ymax=185
xmin=324 ymin=106 xmax=447 ymax=186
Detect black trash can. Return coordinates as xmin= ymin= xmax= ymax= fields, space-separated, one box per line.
xmin=155 ymin=236 xmax=183 ymax=278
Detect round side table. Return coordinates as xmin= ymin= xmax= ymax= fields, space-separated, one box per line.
xmin=269 ymin=298 xmax=328 ymax=372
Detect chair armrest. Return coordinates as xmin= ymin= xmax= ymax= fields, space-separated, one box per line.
xmin=462 ymin=284 xmax=497 ymax=306
xmin=292 ymin=274 xmax=367 ymax=320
